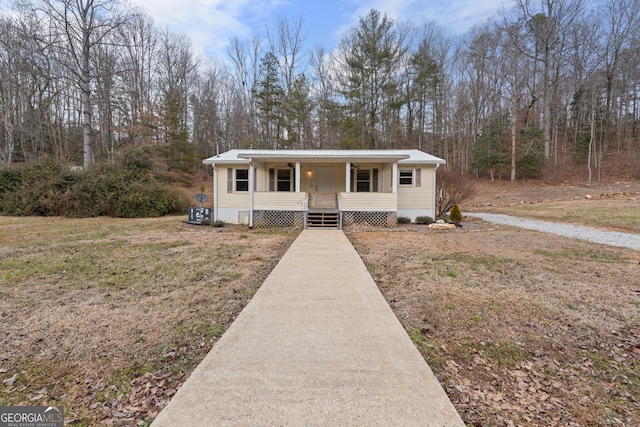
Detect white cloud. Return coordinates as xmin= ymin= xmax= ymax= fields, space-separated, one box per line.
xmin=132 ymin=0 xmax=284 ymax=60
xmin=130 ymin=0 xmax=508 ymax=62
xmin=340 ymin=0 xmax=507 ymax=34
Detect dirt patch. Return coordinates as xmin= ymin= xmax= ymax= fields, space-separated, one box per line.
xmin=0 ymin=216 xmax=296 ymax=425
xmin=465 ymin=180 xmax=640 ymax=209
xmin=348 ymin=182 xmax=640 ymax=427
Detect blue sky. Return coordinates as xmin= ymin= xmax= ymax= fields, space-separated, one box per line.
xmin=132 ymin=0 xmax=511 ymax=61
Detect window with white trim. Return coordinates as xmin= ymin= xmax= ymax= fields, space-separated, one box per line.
xmin=350 ymin=168 xmax=379 ymax=192
xmin=269 ymin=168 xmax=295 ymax=191
xmin=235 ymin=169 xmax=249 ymax=192
xmin=399 ymin=169 xmax=413 ymax=185
xmin=356 ymin=169 xmax=371 ymax=192
xmin=277 ymin=169 xmax=292 ymax=191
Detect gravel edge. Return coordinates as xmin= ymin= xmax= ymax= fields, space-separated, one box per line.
xmin=466 ymin=213 xmax=640 ymax=251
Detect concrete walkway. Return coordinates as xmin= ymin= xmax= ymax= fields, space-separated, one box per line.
xmin=152 ymin=230 xmax=464 ymax=426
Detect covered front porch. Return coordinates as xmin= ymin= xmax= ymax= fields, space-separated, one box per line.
xmin=240 ymin=153 xmax=405 ymax=228
xmin=250 ymin=191 xmax=398 ymax=228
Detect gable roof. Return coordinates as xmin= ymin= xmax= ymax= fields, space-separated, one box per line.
xmin=203 ymin=149 xmax=445 ymax=165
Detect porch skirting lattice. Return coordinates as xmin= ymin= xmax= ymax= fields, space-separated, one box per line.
xmin=253 ymin=210 xmax=304 ymax=228
xmin=251 ymin=210 xmax=396 ymax=228
xmin=342 ymin=211 xmax=397 ymax=228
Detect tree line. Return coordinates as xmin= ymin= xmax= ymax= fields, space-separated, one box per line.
xmin=1 ymin=0 xmax=639 ymax=181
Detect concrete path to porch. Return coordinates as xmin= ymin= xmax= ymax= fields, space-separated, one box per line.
xmin=151 ymin=230 xmax=464 ymax=426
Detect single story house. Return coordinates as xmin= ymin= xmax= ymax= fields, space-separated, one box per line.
xmin=202 ymin=149 xmax=445 ymax=228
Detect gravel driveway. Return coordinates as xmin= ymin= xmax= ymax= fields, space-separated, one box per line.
xmin=467 ymin=213 xmax=640 ymax=251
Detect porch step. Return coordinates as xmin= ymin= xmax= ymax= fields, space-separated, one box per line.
xmin=307 ymin=211 xmax=339 ymax=229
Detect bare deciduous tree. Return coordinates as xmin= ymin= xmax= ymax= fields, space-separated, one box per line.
xmin=23 ymin=0 xmax=130 ymax=169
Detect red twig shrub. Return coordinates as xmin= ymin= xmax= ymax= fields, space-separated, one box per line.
xmin=436 ymin=170 xmax=475 ymax=218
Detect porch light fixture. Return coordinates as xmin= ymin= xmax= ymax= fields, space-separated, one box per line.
xmin=307 ymin=170 xmax=313 ymax=178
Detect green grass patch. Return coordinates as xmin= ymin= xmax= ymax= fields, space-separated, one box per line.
xmin=588 ymin=353 xmax=640 ymax=393
xmin=407 ymin=328 xmax=444 ymax=370
xmin=443 ymin=269 xmax=458 ymax=278
xmin=485 ymin=342 xmax=529 ymax=367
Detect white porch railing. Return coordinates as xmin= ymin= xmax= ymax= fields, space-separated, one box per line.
xmin=339 ymin=192 xmax=397 ymax=211
xmin=253 ymin=192 xmax=307 ymax=210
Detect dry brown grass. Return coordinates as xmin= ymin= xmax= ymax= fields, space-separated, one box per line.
xmin=1 ymin=180 xmax=639 ymax=426
xmin=0 ymin=216 xmax=296 ymax=425
xmin=465 ymin=180 xmax=640 ymax=233
xmin=348 ymin=218 xmax=640 ymax=426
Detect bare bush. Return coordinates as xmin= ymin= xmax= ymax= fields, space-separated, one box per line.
xmin=436 ymin=170 xmax=475 ymax=217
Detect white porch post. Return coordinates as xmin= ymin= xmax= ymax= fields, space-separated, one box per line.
xmin=249 ymin=161 xmax=255 ymax=228
xmin=295 ymin=162 xmax=300 ymax=192
xmin=345 ymin=162 xmax=351 ymax=193
xmin=213 ymin=166 xmax=218 ymax=221
xmin=392 ymin=162 xmax=398 ymax=193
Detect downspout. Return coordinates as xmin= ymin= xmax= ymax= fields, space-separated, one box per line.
xmin=249 ymin=160 xmax=255 ymax=228
xmin=434 ymin=163 xmax=441 ymax=218
xmin=213 ymin=165 xmax=218 ymax=222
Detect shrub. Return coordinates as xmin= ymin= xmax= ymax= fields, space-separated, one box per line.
xmin=111 ymin=181 xmax=189 ymax=218
xmin=0 ymin=149 xmax=190 ymax=218
xmin=450 ymin=204 xmax=463 ymax=225
xmin=0 ymin=167 xmax=21 ymax=195
xmin=397 ymin=216 xmax=411 ymax=224
xmin=162 ymin=186 xmax=190 ymax=215
xmin=436 ymin=169 xmax=475 ymax=218
xmin=67 ymin=164 xmax=123 ymax=217
xmin=415 ymin=216 xmax=434 ymax=225
xmin=211 ymin=220 xmax=225 ymax=228
xmin=0 ymin=158 xmax=77 ymax=216
xmin=120 ymin=146 xmax=155 ymax=176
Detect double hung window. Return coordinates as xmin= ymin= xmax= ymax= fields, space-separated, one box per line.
xmin=269 ymin=168 xmax=294 ymax=191
xmin=235 ymin=169 xmax=249 ymax=191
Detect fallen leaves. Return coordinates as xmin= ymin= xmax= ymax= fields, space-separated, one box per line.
xmin=3 ymin=373 xmax=18 ymax=385
xmin=98 ymin=370 xmax=183 ymax=426
xmin=351 ymin=217 xmax=640 ymax=426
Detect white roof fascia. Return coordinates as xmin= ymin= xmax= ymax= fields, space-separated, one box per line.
xmin=202 ymin=150 xmax=250 ymax=165
xmin=203 ymin=149 xmax=445 ymax=165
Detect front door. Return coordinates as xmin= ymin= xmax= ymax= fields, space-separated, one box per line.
xmin=315 ymin=167 xmax=333 ymax=192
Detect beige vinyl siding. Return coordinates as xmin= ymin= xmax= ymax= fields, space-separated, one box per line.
xmin=382 ymin=167 xmax=393 ymax=192
xmin=397 ymin=165 xmax=435 ymax=209
xmin=340 ymin=193 xmax=397 ymax=211
xmin=333 ymin=166 xmax=347 ymax=192
xmin=256 ymin=167 xmax=267 ymax=191
xmin=254 ymin=192 xmax=306 ymax=210
xmin=217 ymin=166 xmax=250 ymax=208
